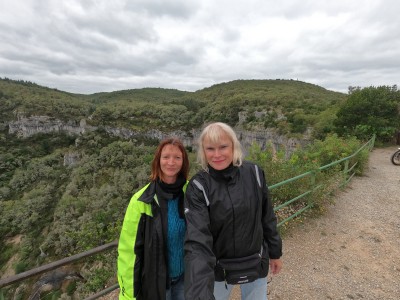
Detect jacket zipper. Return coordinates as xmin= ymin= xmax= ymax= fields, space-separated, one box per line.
xmin=226 ymin=183 xmax=236 ymax=255
xmin=153 ymin=197 xmax=163 ymax=299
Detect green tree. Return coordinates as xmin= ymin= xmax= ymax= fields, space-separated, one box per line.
xmin=334 ymin=85 xmax=400 ymax=143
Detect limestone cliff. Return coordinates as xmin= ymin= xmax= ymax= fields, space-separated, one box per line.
xmin=7 ymin=115 xmax=310 ymax=156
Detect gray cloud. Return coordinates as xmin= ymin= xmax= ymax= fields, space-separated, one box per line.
xmin=0 ymin=0 xmax=399 ymax=94
xmin=125 ymin=0 xmax=197 ymax=19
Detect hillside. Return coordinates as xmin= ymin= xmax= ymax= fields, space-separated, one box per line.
xmin=0 ymin=78 xmax=92 ymax=123
xmin=0 ymin=78 xmax=347 ymax=299
xmin=1 ymin=78 xmax=346 ymax=133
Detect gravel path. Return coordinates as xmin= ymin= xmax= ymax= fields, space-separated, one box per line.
xmin=263 ymin=146 xmax=400 ymax=300
xmin=101 ymin=147 xmax=400 ymax=300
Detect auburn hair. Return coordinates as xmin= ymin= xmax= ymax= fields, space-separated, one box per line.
xmin=150 ymin=137 xmax=189 ymax=181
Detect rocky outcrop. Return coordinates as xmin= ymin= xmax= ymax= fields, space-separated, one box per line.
xmin=237 ymin=129 xmax=312 ymax=157
xmin=27 ymin=268 xmax=85 ymax=300
xmin=7 ymin=115 xmax=310 ymax=156
xmin=63 ymin=152 xmax=80 ymax=167
xmin=103 ymin=127 xmax=195 ymax=148
xmin=8 ymin=115 xmax=96 ymax=138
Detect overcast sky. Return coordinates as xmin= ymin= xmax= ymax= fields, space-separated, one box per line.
xmin=1 ymin=0 xmax=399 ymax=95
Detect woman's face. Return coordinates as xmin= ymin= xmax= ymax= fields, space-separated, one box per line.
xmin=160 ymin=144 xmax=183 ymax=184
xmin=203 ymin=132 xmax=233 ymax=170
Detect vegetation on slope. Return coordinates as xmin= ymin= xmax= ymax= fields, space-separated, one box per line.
xmin=1 ymin=77 xmax=347 ymax=136
xmin=0 ymin=77 xmax=399 ymax=298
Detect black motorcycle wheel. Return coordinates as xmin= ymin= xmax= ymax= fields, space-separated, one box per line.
xmin=391 ymin=150 xmax=400 ymax=165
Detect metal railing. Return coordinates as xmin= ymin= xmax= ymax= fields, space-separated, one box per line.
xmin=271 ymin=135 xmax=375 ymax=227
xmin=0 ymin=135 xmax=375 ymax=299
xmin=0 ymin=241 xmax=119 ymax=299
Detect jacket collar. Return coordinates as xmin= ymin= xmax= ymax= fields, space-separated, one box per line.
xmin=138 ymin=181 xmax=157 ymax=204
xmin=137 ymin=180 xmax=188 ymax=204
xmin=208 ymin=163 xmax=238 ymax=182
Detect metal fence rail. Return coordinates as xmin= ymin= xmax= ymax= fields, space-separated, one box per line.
xmin=0 ymin=241 xmax=119 ymax=298
xmin=0 ymin=135 xmax=375 ymax=299
xmin=270 ymin=134 xmax=375 ymax=227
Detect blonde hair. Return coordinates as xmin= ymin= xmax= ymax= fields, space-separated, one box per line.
xmin=197 ymin=122 xmax=243 ymax=171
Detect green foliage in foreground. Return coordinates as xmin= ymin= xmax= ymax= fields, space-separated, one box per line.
xmin=249 ymin=134 xmax=367 ymax=187
xmin=0 ymin=130 xmax=162 ymax=298
xmin=0 ymin=130 xmax=371 ymax=298
xmin=247 ymin=134 xmax=370 ymax=231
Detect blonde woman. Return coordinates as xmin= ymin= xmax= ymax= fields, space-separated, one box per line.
xmin=184 ymin=122 xmax=282 ymax=300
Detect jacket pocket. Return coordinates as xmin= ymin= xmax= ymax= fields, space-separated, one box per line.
xmin=258 ymin=244 xmax=269 ymax=278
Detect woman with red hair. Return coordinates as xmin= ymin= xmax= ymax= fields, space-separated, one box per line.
xmin=118 ymin=138 xmax=189 ymax=300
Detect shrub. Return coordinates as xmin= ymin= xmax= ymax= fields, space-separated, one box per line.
xmin=246 ymin=134 xmax=371 ymax=228
xmin=13 ymin=261 xmax=28 ymax=274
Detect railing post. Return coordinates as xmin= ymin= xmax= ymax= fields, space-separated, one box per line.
xmin=309 ymin=170 xmax=316 ymax=207
xmin=369 ymin=134 xmax=375 ymax=151
xmin=343 ymin=160 xmax=349 ymax=185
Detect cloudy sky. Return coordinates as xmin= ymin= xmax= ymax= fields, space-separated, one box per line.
xmin=1 ymin=0 xmax=399 ymax=94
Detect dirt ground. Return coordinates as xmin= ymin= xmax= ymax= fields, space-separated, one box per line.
xmin=101 ymin=146 xmax=400 ymax=300
xmin=264 ymin=146 xmax=400 ymax=300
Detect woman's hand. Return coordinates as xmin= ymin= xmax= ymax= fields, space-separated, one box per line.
xmin=269 ymin=258 xmax=283 ymax=275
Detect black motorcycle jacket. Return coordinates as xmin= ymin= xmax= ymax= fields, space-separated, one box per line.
xmin=184 ymin=161 xmax=282 ymax=300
